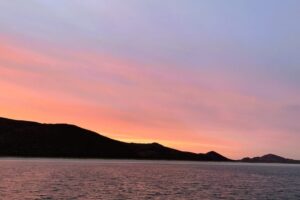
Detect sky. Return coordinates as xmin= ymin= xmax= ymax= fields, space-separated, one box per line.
xmin=0 ymin=0 xmax=299 ymax=159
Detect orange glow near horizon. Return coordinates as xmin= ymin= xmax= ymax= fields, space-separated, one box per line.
xmin=1 ymin=34 xmax=300 ymax=160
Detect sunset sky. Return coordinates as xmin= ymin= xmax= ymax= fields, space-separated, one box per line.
xmin=0 ymin=0 xmax=300 ymax=159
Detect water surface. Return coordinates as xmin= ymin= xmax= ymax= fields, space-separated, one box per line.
xmin=0 ymin=159 xmax=299 ymax=199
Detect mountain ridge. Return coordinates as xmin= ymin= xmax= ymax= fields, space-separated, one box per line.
xmin=0 ymin=116 xmax=230 ymax=161
xmin=1 ymin=116 xmax=299 ymax=163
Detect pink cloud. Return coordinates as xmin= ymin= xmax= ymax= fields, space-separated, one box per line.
xmin=1 ymin=35 xmax=299 ymax=159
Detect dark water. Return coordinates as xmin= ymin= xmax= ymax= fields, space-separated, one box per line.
xmin=0 ymin=159 xmax=299 ymax=200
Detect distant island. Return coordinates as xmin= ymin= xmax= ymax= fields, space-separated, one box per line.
xmin=241 ymin=154 xmax=300 ymax=164
xmin=0 ymin=117 xmax=299 ymax=164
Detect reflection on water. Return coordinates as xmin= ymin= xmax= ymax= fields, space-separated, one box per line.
xmin=0 ymin=159 xmax=299 ymax=200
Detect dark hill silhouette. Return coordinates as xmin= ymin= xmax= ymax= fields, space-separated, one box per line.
xmin=0 ymin=117 xmax=230 ymax=161
xmin=203 ymin=151 xmax=230 ymax=161
xmin=241 ymin=154 xmax=300 ymax=164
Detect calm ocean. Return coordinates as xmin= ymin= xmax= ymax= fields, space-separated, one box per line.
xmin=0 ymin=159 xmax=299 ymax=200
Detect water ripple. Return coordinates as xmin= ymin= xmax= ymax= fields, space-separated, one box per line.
xmin=0 ymin=159 xmax=299 ymax=200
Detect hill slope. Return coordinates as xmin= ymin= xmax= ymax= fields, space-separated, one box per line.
xmin=0 ymin=117 xmax=230 ymax=161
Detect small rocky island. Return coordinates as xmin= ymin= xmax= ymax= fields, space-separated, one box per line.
xmin=241 ymin=154 xmax=300 ymax=164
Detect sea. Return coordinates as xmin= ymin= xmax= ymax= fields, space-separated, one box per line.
xmin=0 ymin=159 xmax=299 ymax=200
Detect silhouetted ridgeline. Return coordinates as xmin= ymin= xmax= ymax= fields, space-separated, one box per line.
xmin=1 ymin=117 xmax=299 ymax=163
xmin=0 ymin=117 xmax=230 ymax=161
